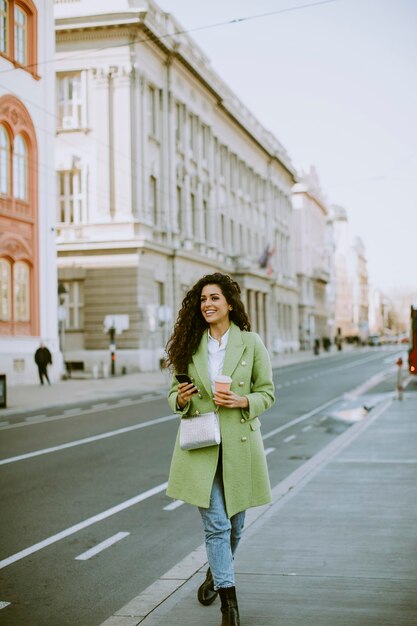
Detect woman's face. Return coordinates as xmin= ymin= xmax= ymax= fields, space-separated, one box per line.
xmin=200 ymin=284 xmax=231 ymax=326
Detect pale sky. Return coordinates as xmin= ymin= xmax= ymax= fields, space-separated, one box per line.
xmin=158 ymin=0 xmax=417 ymax=292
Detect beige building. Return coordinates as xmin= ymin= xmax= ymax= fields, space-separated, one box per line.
xmin=328 ymin=205 xmax=353 ymax=338
xmin=292 ymin=167 xmax=331 ymax=350
xmin=328 ymin=206 xmax=370 ymax=342
xmin=351 ymin=236 xmax=369 ymax=342
xmin=54 ymin=0 xmax=298 ymax=373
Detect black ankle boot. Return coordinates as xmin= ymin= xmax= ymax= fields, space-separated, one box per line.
xmin=197 ymin=568 xmax=218 ymax=606
xmin=218 ymin=586 xmax=240 ymax=626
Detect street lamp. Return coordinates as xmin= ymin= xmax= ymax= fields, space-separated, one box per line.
xmin=58 ymin=282 xmax=68 ymax=377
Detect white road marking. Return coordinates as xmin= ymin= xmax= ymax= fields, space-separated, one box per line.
xmin=345 ymin=369 xmax=393 ymax=400
xmin=264 ymin=447 xmax=276 ymax=456
xmin=0 ymin=414 xmax=177 ymax=465
xmin=0 ymin=482 xmax=168 ymax=570
xmin=0 ymin=602 xmax=11 ymax=610
xmin=0 ymin=394 xmax=169 ymax=431
xmin=63 ymin=408 xmax=82 ymax=415
xmin=302 ymin=425 xmax=312 ymax=432
xmin=284 ymin=435 xmax=296 ymax=443
xmin=262 ymin=396 xmax=343 ymax=442
xmin=163 ymin=500 xmax=184 ymax=511
xmin=24 ymin=414 xmax=47 ymax=422
xmin=0 ymin=422 xmax=9 ymax=427
xmin=75 ymin=532 xmax=130 ymax=561
xmin=91 ymin=403 xmax=109 ymax=410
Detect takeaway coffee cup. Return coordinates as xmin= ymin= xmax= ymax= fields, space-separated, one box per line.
xmin=214 ymin=375 xmax=232 ymax=393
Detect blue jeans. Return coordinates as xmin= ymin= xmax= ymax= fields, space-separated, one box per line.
xmin=198 ymin=462 xmax=246 ymax=589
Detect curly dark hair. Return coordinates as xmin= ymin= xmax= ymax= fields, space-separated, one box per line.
xmin=164 ymin=273 xmax=251 ymax=373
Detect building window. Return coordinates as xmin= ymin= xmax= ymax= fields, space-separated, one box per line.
xmin=220 ymin=213 xmax=225 ymax=250
xmin=190 ymin=192 xmax=196 ymax=234
xmin=63 ymin=281 xmax=84 ymax=330
xmin=201 ymin=124 xmax=209 ymax=161
xmin=0 ymin=124 xmax=9 ymax=194
xmin=176 ymin=185 xmax=183 ymax=232
xmin=189 ymin=113 xmax=197 ymax=155
xmin=203 ymin=199 xmax=208 ymax=241
xmin=57 ymin=169 xmax=85 ymax=223
xmin=0 ymin=258 xmax=11 ymax=321
xmin=148 ymin=86 xmax=158 ymax=137
xmin=220 ymin=146 xmax=227 ymax=177
xmin=13 ymin=261 xmax=29 ymax=321
xmin=14 ymin=4 xmax=26 ymax=64
xmin=0 ymin=0 xmax=37 ymax=74
xmin=58 ymin=73 xmax=83 ymax=130
xmin=175 ymin=101 xmax=183 ymax=147
xmin=13 ymin=133 xmax=26 ymax=200
xmin=0 ymin=0 xmax=7 ymax=54
xmin=149 ymin=175 xmax=157 ymax=225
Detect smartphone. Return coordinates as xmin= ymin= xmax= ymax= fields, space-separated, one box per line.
xmin=175 ymin=374 xmax=194 ymax=385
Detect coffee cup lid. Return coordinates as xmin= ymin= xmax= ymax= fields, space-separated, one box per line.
xmin=215 ymin=375 xmax=232 ymax=383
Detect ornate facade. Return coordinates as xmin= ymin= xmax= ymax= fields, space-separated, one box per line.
xmin=0 ymin=0 xmax=60 ymax=384
xmin=54 ymin=0 xmax=299 ymax=372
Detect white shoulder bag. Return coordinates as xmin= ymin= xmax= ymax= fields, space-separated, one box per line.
xmin=179 ymin=411 xmax=221 ymax=451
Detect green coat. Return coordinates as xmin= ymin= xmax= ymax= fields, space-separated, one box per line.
xmin=166 ymin=322 xmax=275 ymax=518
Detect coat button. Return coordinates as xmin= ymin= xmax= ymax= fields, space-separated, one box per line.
xmin=240 ymin=418 xmax=245 ymax=424
xmin=198 ymin=394 xmax=202 ymax=399
xmin=241 ymin=361 xmax=247 ymax=366
xmin=195 ymin=410 xmax=200 ymax=416
xmin=190 ymin=377 xmax=194 ymax=381
xmin=239 ymin=381 xmax=244 ymax=386
xmin=241 ymin=436 xmax=247 ymax=442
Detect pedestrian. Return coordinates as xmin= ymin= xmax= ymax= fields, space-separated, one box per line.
xmin=34 ymin=342 xmax=52 ymax=385
xmin=164 ymin=273 xmax=275 ymax=626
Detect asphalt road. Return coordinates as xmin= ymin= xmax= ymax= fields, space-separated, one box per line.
xmin=0 ymin=347 xmax=402 ymax=626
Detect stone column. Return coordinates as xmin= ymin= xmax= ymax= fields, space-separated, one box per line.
xmin=257 ymin=291 xmax=265 ymax=342
xmin=92 ymin=68 xmax=111 ymax=220
xmin=249 ymin=289 xmax=257 ymax=331
xmin=112 ymin=65 xmax=132 ymax=220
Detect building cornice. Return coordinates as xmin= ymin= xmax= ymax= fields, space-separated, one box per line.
xmin=55 ymin=3 xmax=296 ymax=179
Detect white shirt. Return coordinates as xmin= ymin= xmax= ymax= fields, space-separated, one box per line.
xmin=207 ymin=327 xmax=230 ymax=392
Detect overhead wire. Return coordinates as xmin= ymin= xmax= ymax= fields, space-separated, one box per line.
xmin=0 ymin=0 xmax=345 ymax=75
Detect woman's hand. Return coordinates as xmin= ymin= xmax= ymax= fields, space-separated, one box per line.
xmin=214 ymin=390 xmax=249 ymax=409
xmin=177 ymin=382 xmax=197 ymax=409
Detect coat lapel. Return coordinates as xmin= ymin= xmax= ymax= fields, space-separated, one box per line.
xmin=222 ymin=322 xmax=246 ymax=378
xmin=191 ymin=330 xmax=212 ymax=396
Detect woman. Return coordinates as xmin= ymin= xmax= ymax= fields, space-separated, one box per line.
xmin=165 ymin=273 xmax=275 ymax=626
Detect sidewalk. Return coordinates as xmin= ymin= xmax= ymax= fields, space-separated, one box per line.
xmin=101 ymin=382 xmax=417 ymax=626
xmin=0 ymin=346 xmax=354 ymax=417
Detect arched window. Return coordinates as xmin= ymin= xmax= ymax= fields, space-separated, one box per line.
xmin=0 ymin=124 xmax=8 ymax=194
xmin=13 ymin=3 xmax=25 ymax=64
xmin=13 ymin=133 xmax=26 ymax=199
xmin=0 ymin=0 xmax=7 ymax=54
xmin=13 ymin=260 xmax=29 ymax=321
xmin=0 ymin=258 xmax=12 ymax=321
xmin=0 ymin=0 xmax=37 ymax=75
